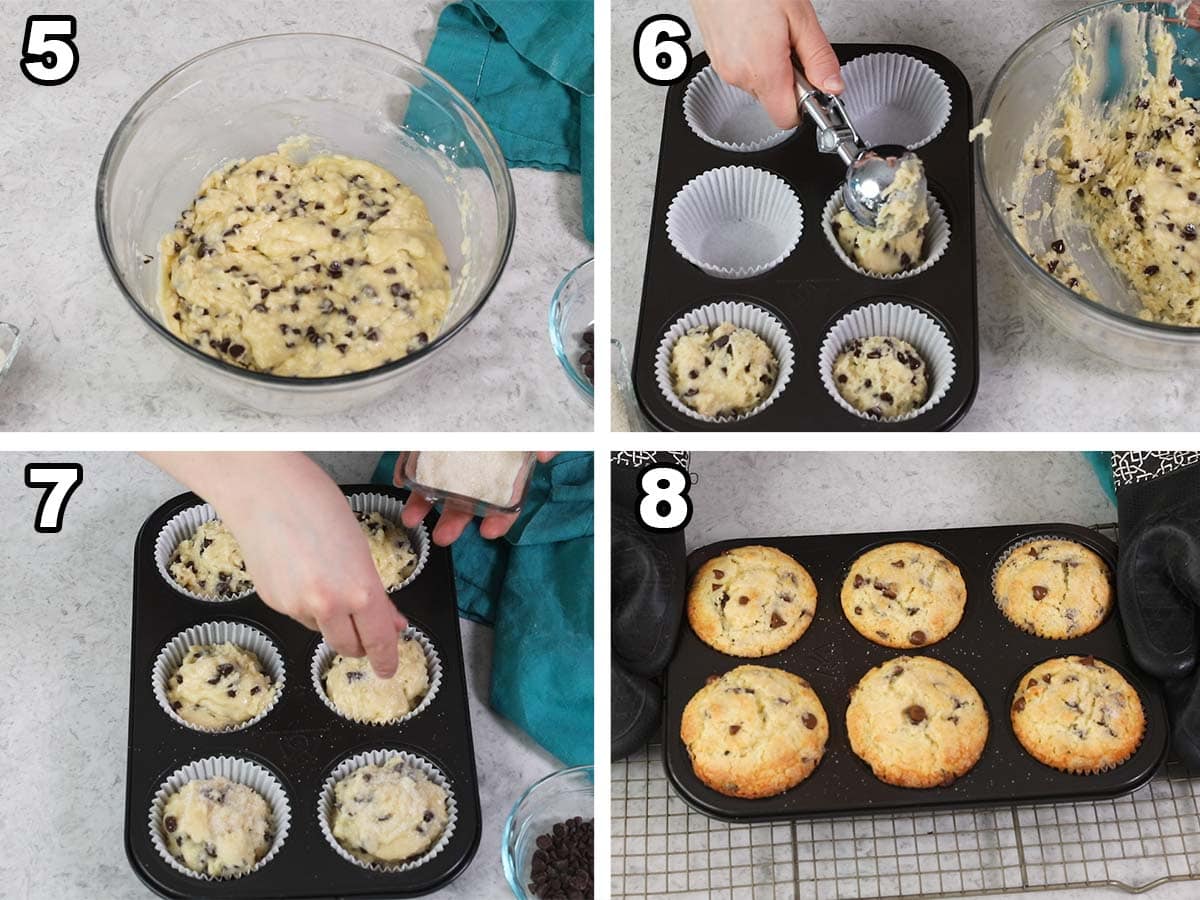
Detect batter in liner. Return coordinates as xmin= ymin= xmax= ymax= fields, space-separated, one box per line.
xmin=162 ymin=777 xmax=274 ymax=878
xmin=833 ymin=157 xmax=930 ymax=276
xmin=323 ymin=632 xmax=430 ymax=723
xmin=167 ymin=642 xmax=277 ymax=730
xmin=355 ymin=511 xmax=418 ymax=589
xmin=159 ymin=141 xmax=451 ymax=376
xmin=330 ymin=760 xmax=450 ymax=865
xmin=169 ymin=520 xmax=252 ymax=599
xmin=832 ymin=336 xmax=929 ymax=419
xmin=669 ymin=321 xmax=778 ymax=418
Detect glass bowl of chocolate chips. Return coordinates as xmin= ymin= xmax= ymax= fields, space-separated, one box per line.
xmin=549 ymin=258 xmax=595 ymax=404
xmin=503 ymin=764 xmax=594 ymax=899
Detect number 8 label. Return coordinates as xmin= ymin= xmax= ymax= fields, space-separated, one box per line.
xmin=637 ymin=465 xmax=693 ymax=532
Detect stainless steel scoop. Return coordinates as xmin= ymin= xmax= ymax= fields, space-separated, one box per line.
xmin=793 ymin=63 xmax=927 ymax=228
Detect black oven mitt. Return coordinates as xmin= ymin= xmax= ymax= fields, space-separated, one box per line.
xmin=611 ymin=453 xmax=689 ymax=760
xmin=1114 ymin=452 xmax=1200 ymax=767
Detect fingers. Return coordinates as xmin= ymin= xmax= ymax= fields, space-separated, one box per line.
xmin=401 ymin=493 xmax=433 ymax=529
xmin=353 ymin=599 xmax=402 ymax=679
xmin=392 ymin=605 xmax=410 ymax=632
xmin=536 ymin=451 xmax=558 ymax=462
xmin=479 ymin=511 xmax=519 ymax=540
xmin=792 ymin=5 xmax=843 ymax=95
xmin=755 ymin=49 xmax=803 ymax=130
xmin=432 ymin=510 xmax=473 ymax=546
xmin=318 ymin=613 xmax=365 ymax=660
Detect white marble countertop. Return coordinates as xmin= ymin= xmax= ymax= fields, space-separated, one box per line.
xmin=0 ymin=0 xmax=592 ymax=432
xmin=620 ymin=451 xmax=1196 ymax=900
xmin=611 ymin=0 xmax=1195 ymax=431
xmin=0 ymin=451 xmax=560 ymax=898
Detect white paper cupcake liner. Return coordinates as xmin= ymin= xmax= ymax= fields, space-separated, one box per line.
xmin=318 ymin=748 xmax=458 ymax=873
xmin=346 ymin=492 xmax=429 ymax=592
xmin=818 ymin=301 xmax=956 ymax=423
xmin=839 ymin=52 xmax=952 ymax=150
xmin=311 ymin=625 xmax=442 ymax=725
xmin=149 ymin=755 xmax=291 ymax=882
xmin=153 ymin=621 xmax=285 ymax=733
xmin=666 ymin=166 xmax=803 ymax=279
xmin=155 ymin=503 xmax=255 ymax=603
xmin=821 ymin=188 xmax=951 ymax=280
xmin=683 ymin=65 xmax=796 ymax=152
xmin=656 ymin=300 xmax=795 ymax=424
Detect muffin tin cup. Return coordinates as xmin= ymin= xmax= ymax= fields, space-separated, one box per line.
xmin=155 ymin=503 xmax=255 ymax=603
xmin=991 ymin=533 xmax=1115 ymax=639
xmin=820 ymin=188 xmax=952 ymax=281
xmin=839 ymin=51 xmax=953 ymax=150
xmin=666 ymin=166 xmax=804 ymax=279
xmin=317 ymin=748 xmax=458 ymax=874
xmin=663 ymin=522 xmax=1167 ymax=823
xmin=683 ymin=65 xmax=796 ymax=152
xmin=152 ymin=621 xmax=286 ymax=734
xmin=346 ymin=492 xmax=430 ymax=592
xmin=655 ymin=300 xmax=795 ymax=424
xmin=310 ymin=625 xmax=443 ymax=726
xmin=817 ymin=301 xmax=957 ymax=422
xmin=148 ymin=755 xmax=292 ymax=882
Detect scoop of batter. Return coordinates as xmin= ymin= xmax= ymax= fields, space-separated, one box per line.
xmin=162 ymin=777 xmax=273 ymax=878
xmin=169 ymin=520 xmax=252 ymax=599
xmin=167 ymin=642 xmax=277 ymax=730
xmin=669 ymin=322 xmax=778 ymax=418
xmin=331 ymin=760 xmax=450 ymax=865
xmin=833 ymin=157 xmax=930 ymax=275
xmin=323 ymin=633 xmax=430 ymax=723
xmin=354 ymin=511 xmax=418 ymax=589
xmin=159 ymin=141 xmax=451 ymax=376
xmin=833 ymin=336 xmax=929 ymax=419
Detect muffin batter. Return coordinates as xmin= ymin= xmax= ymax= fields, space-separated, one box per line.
xmin=832 ymin=336 xmax=929 ymax=418
xmin=1010 ymin=10 xmax=1200 ymax=325
xmin=162 ymin=777 xmax=273 ymax=878
xmin=331 ymin=760 xmax=450 ymax=865
xmin=833 ymin=157 xmax=929 ymax=275
xmin=669 ymin=322 xmax=778 ymax=418
xmin=324 ymin=632 xmax=430 ymax=723
xmin=169 ymin=520 xmax=252 ymax=599
xmin=167 ymin=642 xmax=277 ymax=730
xmin=355 ymin=511 xmax=418 ymax=589
xmin=159 ymin=141 xmax=451 ymax=376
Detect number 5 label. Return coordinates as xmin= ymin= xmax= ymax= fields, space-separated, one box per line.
xmin=20 ymin=15 xmax=79 ymax=87
xmin=25 ymin=463 xmax=83 ymax=533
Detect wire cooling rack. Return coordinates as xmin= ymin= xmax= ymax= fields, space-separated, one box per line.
xmin=612 ymin=527 xmax=1200 ymax=899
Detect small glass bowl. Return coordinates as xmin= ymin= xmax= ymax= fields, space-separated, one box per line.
xmin=394 ymin=450 xmax=537 ymax=518
xmin=549 ymin=258 xmax=595 ymax=403
xmin=502 ymin=765 xmax=594 ymax=900
xmin=0 ymin=322 xmax=19 ymax=383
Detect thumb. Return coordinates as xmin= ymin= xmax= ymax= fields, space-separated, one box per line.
xmin=792 ymin=14 xmax=843 ymax=94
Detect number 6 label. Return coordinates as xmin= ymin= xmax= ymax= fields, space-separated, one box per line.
xmin=20 ymin=15 xmax=79 ymax=87
xmin=633 ymin=14 xmax=692 ymax=86
xmin=637 ymin=464 xmax=693 ymax=533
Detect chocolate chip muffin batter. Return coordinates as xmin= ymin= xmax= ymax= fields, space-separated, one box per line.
xmin=167 ymin=642 xmax=277 ymax=730
xmin=169 ymin=520 xmax=252 ymax=599
xmin=668 ymin=322 xmax=778 ymax=418
xmin=159 ymin=141 xmax=451 ymax=376
xmin=832 ymin=336 xmax=929 ymax=419
xmin=330 ymin=760 xmax=450 ymax=865
xmin=354 ymin=511 xmax=418 ymax=589
xmin=323 ymin=632 xmax=430 ymax=723
xmin=162 ymin=777 xmax=274 ymax=878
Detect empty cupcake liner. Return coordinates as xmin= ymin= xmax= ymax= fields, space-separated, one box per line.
xmin=991 ymin=534 xmax=1114 ymax=637
xmin=656 ymin=300 xmax=795 ymax=424
xmin=311 ymin=625 xmax=442 ymax=726
xmin=818 ymin=301 xmax=956 ymax=423
xmin=155 ymin=503 xmax=255 ymax=603
xmin=666 ymin=166 xmax=804 ymax=279
xmin=346 ymin=492 xmax=429 ymax=592
xmin=318 ymin=748 xmax=458 ymax=873
xmin=683 ymin=65 xmax=796 ymax=152
xmin=821 ymin=188 xmax=951 ymax=280
xmin=153 ymin=621 xmax=286 ymax=733
xmin=839 ymin=52 xmax=952 ymax=150
xmin=149 ymin=755 xmax=291 ymax=882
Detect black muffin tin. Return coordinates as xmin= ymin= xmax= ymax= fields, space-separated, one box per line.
xmin=632 ymin=44 xmax=978 ymax=431
xmin=124 ymin=487 xmax=481 ymax=898
xmin=664 ymin=523 xmax=1169 ymax=822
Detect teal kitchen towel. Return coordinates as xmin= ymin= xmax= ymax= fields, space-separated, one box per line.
xmin=1084 ymin=451 xmax=1116 ymax=504
xmin=410 ymin=0 xmax=594 ymax=241
xmin=374 ymin=451 xmax=595 ymax=766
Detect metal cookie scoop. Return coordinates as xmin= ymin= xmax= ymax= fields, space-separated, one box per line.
xmin=793 ymin=63 xmax=927 ymax=228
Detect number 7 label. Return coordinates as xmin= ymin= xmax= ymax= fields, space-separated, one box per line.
xmin=25 ymin=463 xmax=83 ymax=533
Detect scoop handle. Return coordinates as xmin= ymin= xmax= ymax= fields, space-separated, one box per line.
xmin=793 ymin=60 xmax=862 ymax=167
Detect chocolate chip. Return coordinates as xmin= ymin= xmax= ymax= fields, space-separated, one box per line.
xmin=738 ymin=596 xmax=750 ymax=605
xmin=909 ymin=630 xmax=926 ymax=645
xmin=1014 ymin=697 xmax=1026 ymax=712
xmin=712 ymin=569 xmax=725 ymax=579
xmin=1052 ymin=239 xmax=1066 ymax=254
xmin=729 ymin=724 xmax=741 ymax=735
xmin=802 ymin=712 xmax=818 ymax=729
xmin=770 ymin=612 xmax=786 ymax=628
xmin=853 ymin=574 xmax=865 ymax=588
xmin=853 ymin=605 xmax=863 ymax=615
xmin=892 ymin=560 xmax=905 ymax=568
xmin=250 ymin=686 xmax=261 ymax=695
xmin=905 ymin=705 xmax=926 ymax=724
xmin=1032 ymin=585 xmax=1048 ymax=601
xmin=165 ymin=816 xmax=177 ymax=833
xmin=328 ymin=261 xmax=344 ymax=278
xmin=390 ymin=283 xmax=411 ymax=300
xmin=1145 ymin=265 xmax=1160 ymax=276
xmin=1028 ymin=678 xmax=1038 ymax=688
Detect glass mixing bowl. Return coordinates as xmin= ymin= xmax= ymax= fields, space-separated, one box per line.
xmin=502 ymin=765 xmax=594 ymax=899
xmin=97 ymin=34 xmax=515 ymax=415
xmin=978 ymin=0 xmax=1200 ymax=369
xmin=549 ymin=258 xmax=595 ymax=404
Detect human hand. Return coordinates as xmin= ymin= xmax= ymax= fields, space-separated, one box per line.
xmin=400 ymin=452 xmax=558 ymax=546
xmin=145 ymin=452 xmax=408 ymax=679
xmin=692 ymin=0 xmax=842 ymax=129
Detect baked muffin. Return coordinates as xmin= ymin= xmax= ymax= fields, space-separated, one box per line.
xmin=322 ymin=632 xmax=430 ymax=723
xmin=669 ymin=322 xmax=778 ymax=418
xmin=841 ymin=542 xmax=966 ymax=648
xmin=167 ymin=642 xmax=277 ymax=730
xmin=994 ymin=539 xmax=1113 ymax=638
xmin=169 ymin=520 xmax=253 ymax=599
xmin=680 ymin=665 xmax=828 ymax=798
xmin=832 ymin=336 xmax=929 ymax=419
xmin=846 ymin=655 xmax=988 ymax=788
xmin=330 ymin=759 xmax=450 ymax=865
xmin=1011 ymin=655 xmax=1145 ymax=774
xmin=162 ymin=777 xmax=274 ymax=878
xmin=688 ymin=545 xmax=817 ymax=657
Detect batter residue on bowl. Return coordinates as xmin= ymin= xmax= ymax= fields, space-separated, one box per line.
xmin=159 ymin=140 xmax=451 ymax=376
